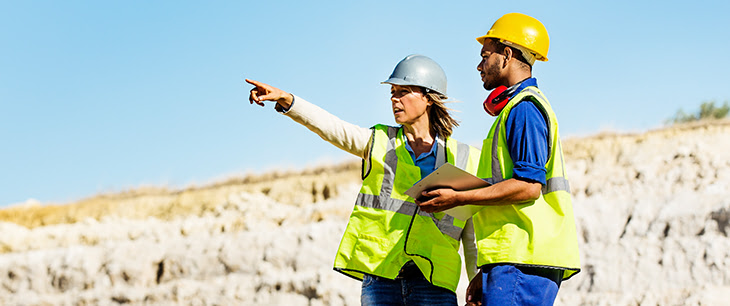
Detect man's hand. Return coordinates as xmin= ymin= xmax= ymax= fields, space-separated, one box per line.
xmin=415 ymin=187 xmax=461 ymax=213
xmin=245 ymin=79 xmax=293 ymax=109
xmin=465 ymin=270 xmax=483 ymax=306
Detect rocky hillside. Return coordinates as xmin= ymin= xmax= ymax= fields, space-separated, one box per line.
xmin=0 ymin=121 xmax=728 ymax=306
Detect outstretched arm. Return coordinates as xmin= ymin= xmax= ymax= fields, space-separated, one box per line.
xmin=245 ymin=79 xmax=371 ymax=159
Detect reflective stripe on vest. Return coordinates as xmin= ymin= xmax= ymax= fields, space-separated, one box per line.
xmin=485 ymin=87 xmax=570 ymax=195
xmin=356 ymin=125 xmax=470 ymax=240
xmin=334 ymin=124 xmax=480 ymax=292
xmin=474 ymin=87 xmax=581 ymax=280
xmin=355 ymin=193 xmax=462 ymax=240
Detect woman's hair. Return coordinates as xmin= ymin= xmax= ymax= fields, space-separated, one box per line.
xmin=423 ymin=89 xmax=459 ymax=138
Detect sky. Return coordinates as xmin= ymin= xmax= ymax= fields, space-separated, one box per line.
xmin=1 ymin=0 xmax=729 ymax=207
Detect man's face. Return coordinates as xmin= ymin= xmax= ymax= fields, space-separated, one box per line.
xmin=477 ymin=40 xmax=504 ymax=91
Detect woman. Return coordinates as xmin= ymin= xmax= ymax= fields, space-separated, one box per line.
xmin=247 ymin=54 xmax=479 ymax=306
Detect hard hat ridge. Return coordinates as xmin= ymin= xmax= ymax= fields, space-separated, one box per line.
xmin=382 ymin=54 xmax=448 ymax=97
xmin=476 ymin=12 xmax=550 ymax=63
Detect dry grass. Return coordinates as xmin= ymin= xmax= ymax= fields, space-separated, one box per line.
xmin=562 ymin=118 xmax=730 ymax=157
xmin=0 ymin=161 xmax=361 ymax=229
xmin=6 ymin=119 xmax=728 ymax=229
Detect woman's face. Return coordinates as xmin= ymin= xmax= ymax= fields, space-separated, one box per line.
xmin=390 ymin=85 xmax=431 ymax=125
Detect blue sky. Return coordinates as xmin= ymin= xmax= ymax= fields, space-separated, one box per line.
xmin=1 ymin=0 xmax=728 ymax=206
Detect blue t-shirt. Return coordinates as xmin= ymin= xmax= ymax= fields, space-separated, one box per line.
xmin=503 ymin=78 xmax=548 ymax=185
xmin=403 ymin=133 xmax=439 ymax=178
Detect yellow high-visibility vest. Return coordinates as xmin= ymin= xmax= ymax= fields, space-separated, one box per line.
xmin=334 ymin=124 xmax=481 ymax=292
xmin=475 ymin=87 xmax=581 ymax=280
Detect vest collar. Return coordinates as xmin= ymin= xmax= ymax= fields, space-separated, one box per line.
xmin=510 ymin=77 xmax=538 ymax=96
xmin=402 ymin=132 xmax=440 ymax=161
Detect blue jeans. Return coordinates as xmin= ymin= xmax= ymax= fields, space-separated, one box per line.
xmin=361 ymin=264 xmax=457 ymax=306
xmin=481 ymin=264 xmax=562 ymax=306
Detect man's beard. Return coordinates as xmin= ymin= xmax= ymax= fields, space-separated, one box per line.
xmin=481 ymin=59 xmax=502 ymax=91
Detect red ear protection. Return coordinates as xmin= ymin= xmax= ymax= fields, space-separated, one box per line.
xmin=483 ymin=85 xmax=510 ymax=116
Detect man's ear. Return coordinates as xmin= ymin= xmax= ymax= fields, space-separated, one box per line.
xmin=503 ymin=47 xmax=512 ymax=68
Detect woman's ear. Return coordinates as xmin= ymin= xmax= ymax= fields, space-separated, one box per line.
xmin=424 ymin=93 xmax=434 ymax=106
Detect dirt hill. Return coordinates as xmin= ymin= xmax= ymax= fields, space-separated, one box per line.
xmin=1 ymin=121 xmax=728 ymax=305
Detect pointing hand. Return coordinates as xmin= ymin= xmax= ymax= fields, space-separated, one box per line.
xmin=245 ymin=79 xmax=293 ymax=109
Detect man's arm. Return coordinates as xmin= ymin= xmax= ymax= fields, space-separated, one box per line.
xmin=417 ymin=101 xmax=548 ymax=213
xmin=417 ymin=177 xmax=541 ymax=212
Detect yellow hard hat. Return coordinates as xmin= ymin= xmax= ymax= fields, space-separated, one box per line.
xmin=476 ymin=13 xmax=550 ymax=62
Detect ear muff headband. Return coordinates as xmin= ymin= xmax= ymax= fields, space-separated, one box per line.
xmin=483 ymin=85 xmax=510 ymax=116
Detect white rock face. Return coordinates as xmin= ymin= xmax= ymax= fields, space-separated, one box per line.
xmin=558 ymin=122 xmax=730 ymax=305
xmin=0 ymin=182 xmax=365 ymax=306
xmin=0 ymin=122 xmax=728 ymax=305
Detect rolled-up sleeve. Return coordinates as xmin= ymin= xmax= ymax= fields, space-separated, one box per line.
xmin=504 ymin=101 xmax=548 ymax=185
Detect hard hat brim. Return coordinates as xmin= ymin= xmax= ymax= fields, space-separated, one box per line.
xmin=381 ymin=78 xmax=446 ymax=96
xmin=475 ymin=34 xmax=548 ymax=62
xmin=382 ymin=54 xmax=448 ymax=96
xmin=381 ymin=78 xmax=411 ymax=87
xmin=476 ymin=34 xmax=490 ymax=45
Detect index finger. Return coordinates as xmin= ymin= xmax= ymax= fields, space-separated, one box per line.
xmin=245 ymin=78 xmax=267 ymax=88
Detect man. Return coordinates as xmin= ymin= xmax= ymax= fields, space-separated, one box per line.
xmin=416 ymin=13 xmax=581 ymax=306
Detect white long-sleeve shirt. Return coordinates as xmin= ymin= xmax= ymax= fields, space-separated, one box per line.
xmin=278 ymin=95 xmax=479 ymax=280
